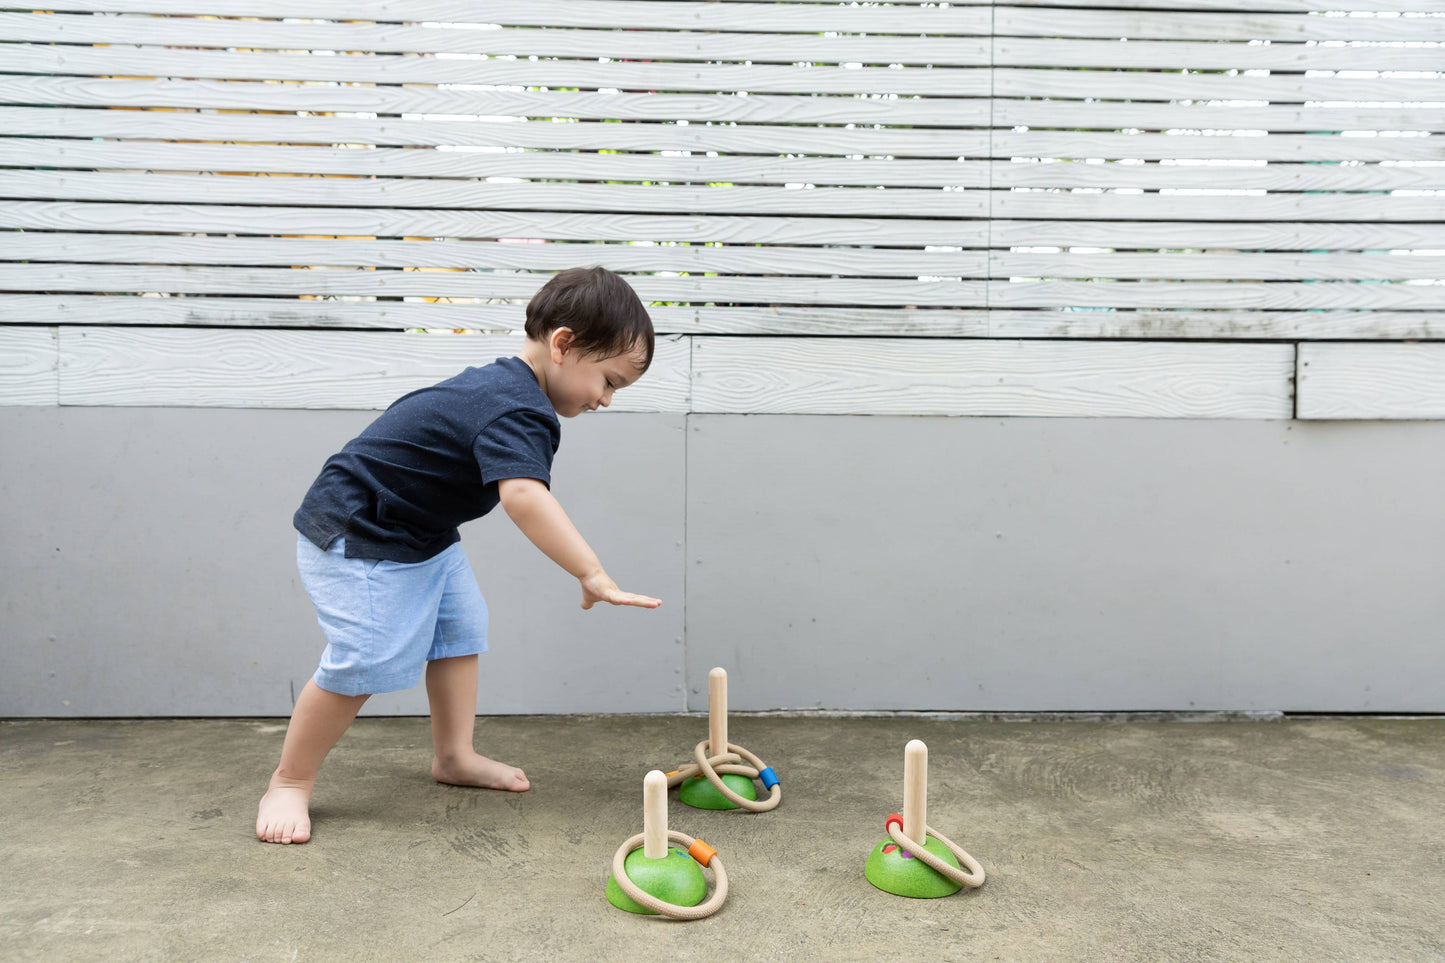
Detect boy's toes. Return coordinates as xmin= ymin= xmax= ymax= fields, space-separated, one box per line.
xmin=510 ymin=769 xmax=530 ymax=792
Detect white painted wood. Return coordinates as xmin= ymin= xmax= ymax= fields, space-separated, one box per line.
xmin=0 ymin=44 xmax=995 ymax=96
xmin=988 ymin=281 xmax=1441 ymax=311
xmin=903 ymin=740 xmax=927 ymax=846
xmin=996 ymin=101 xmax=1445 ymax=135
xmin=643 ymin=770 xmax=668 ymax=860
xmin=0 ymin=106 xmax=991 ymax=157
xmin=989 ymin=309 xmax=1445 ymax=341
xmin=991 ymin=0 xmax=1435 ymax=10
xmin=4 ymin=234 xmax=989 ymax=281
xmin=992 ymin=193 xmax=1442 ymax=224
xmin=0 ymin=201 xmax=988 ymax=247
xmin=1 ymin=297 xmax=994 ymax=338
xmin=10 ymin=170 xmax=1442 ymax=222
xmin=0 ymin=76 xmax=992 ymax=128
xmin=994 ymin=37 xmax=1444 ymax=71
xmin=992 ymin=253 xmax=1445 ymax=282
xmin=1 ymin=264 xmax=993 ymax=308
xmin=1297 ymin=343 xmax=1445 ymax=420
xmin=691 ymin=338 xmax=1296 ymax=418
xmin=10 ymin=264 xmax=1439 ymax=312
xmin=0 ymin=326 xmax=58 ymax=405
xmin=991 ymin=220 xmax=1445 ymax=251
xmin=994 ymin=131 xmax=1444 ymax=164
xmin=0 ymin=139 xmax=989 ymax=189
xmin=57 ymin=328 xmax=691 ymax=410
xmin=992 ymin=68 xmax=1445 ymax=104
xmin=9 ymin=139 xmax=1441 ymax=193
xmin=0 ymin=171 xmax=989 ymax=219
xmin=0 ymin=14 xmax=994 ymax=64
xmin=709 ymin=667 xmax=727 ymax=757
xmin=20 ymin=1 xmax=992 ymax=33
xmin=994 ymin=163 xmax=1443 ymax=193
xmin=995 ymin=7 xmax=1445 ymax=42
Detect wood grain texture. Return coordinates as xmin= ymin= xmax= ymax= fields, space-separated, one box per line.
xmin=691 ymin=337 xmax=1295 ymax=418
xmin=57 ymin=328 xmax=690 ymax=410
xmin=0 ymin=326 xmax=58 ymax=405
xmin=1297 ymin=343 xmax=1445 ymax=420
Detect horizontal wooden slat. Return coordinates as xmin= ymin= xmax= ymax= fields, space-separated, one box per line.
xmin=991 ymin=309 xmax=1445 ymax=340
xmin=0 ymin=325 xmax=58 ymax=405
xmin=0 ymin=172 xmax=989 ymax=219
xmin=994 ymin=131 xmax=1444 ymax=163
xmin=993 ymin=0 xmax=1436 ymax=11
xmin=56 ymin=327 xmax=691 ymax=410
xmin=0 ymin=45 xmax=994 ymax=96
xmin=0 ymin=263 xmax=994 ymax=307
xmin=11 ymin=140 xmax=1438 ymax=193
xmin=11 ymin=43 xmax=1441 ymax=104
xmin=0 ymin=296 xmax=993 ymax=337
xmin=691 ymin=337 xmax=1296 ymax=417
xmin=992 ymin=68 xmax=1445 ymax=104
xmin=20 ymin=234 xmax=1441 ymax=282
xmin=994 ymin=7 xmax=1445 ymax=41
xmin=10 ymin=295 xmax=1441 ymax=340
xmin=0 ymin=234 xmax=987 ymax=279
xmin=991 ymin=281 xmax=1441 ymax=310
xmin=991 ymin=219 xmax=1445 ymax=250
xmin=0 ymin=106 xmax=991 ymax=156
xmin=1297 ymin=343 xmax=1445 ymax=419
xmin=991 ymin=192 xmax=1444 ymax=223
xmin=997 ymin=101 xmax=1445 ymax=134
xmin=7 ymin=263 xmax=1440 ymax=311
xmin=0 ymin=201 xmax=989 ymax=246
xmin=19 ymin=1 xmax=993 ymax=34
xmin=991 ymin=253 xmax=1445 ymax=281
xmin=994 ymin=37 xmax=1443 ymax=70
xmin=0 ymin=140 xmax=991 ymax=189
xmin=20 ymin=0 xmax=1438 ymax=10
xmin=0 ymin=76 xmax=992 ymax=128
xmin=0 ymin=14 xmax=993 ymax=63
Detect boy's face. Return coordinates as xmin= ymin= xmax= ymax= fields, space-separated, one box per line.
xmin=547 ymin=332 xmax=648 ymax=418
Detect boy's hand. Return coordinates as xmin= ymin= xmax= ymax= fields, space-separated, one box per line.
xmin=580 ymin=570 xmax=661 ymax=610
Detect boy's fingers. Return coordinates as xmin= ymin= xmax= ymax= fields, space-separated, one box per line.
xmin=617 ymin=593 xmax=662 ymax=608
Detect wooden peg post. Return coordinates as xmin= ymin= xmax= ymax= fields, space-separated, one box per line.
xmin=709 ymin=667 xmax=728 ymax=756
xmin=903 ymin=739 xmax=927 ymax=845
xmin=643 ymin=769 xmax=668 ymax=859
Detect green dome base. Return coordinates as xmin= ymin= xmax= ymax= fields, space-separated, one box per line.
xmin=677 ymin=772 xmax=757 ymax=810
xmin=606 ymin=847 xmax=707 ymax=915
xmin=864 ymin=836 xmax=965 ymax=899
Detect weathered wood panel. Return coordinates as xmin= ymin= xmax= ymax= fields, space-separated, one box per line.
xmin=0 ymin=326 xmax=58 ymax=405
xmin=1297 ymin=344 xmax=1445 ymax=420
xmin=691 ymin=338 xmax=1296 ymax=418
xmin=56 ymin=328 xmax=691 ymax=410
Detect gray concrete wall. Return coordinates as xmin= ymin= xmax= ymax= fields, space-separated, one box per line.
xmin=3 ymin=407 xmax=1441 ymax=715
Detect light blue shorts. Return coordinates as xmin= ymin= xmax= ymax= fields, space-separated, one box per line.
xmin=296 ymin=534 xmax=489 ymax=696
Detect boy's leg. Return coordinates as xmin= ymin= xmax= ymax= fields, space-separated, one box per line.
xmin=256 ymin=679 xmax=370 ymax=844
xmin=425 ymin=654 xmax=529 ymax=792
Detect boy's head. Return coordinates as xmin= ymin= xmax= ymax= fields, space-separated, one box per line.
xmin=525 ymin=267 xmax=654 ymax=372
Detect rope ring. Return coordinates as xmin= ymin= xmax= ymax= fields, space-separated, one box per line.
xmin=610 ymin=830 xmax=729 ymax=920
xmin=886 ymin=821 xmax=986 ymax=889
xmin=687 ymin=740 xmax=782 ymax=812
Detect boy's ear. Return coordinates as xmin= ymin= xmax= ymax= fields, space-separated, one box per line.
xmin=548 ymin=327 xmax=575 ymax=363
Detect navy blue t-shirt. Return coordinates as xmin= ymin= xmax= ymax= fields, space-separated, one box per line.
xmin=294 ymin=356 xmax=560 ymax=562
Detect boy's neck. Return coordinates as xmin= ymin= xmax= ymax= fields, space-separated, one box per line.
xmin=518 ymin=339 xmax=550 ymax=394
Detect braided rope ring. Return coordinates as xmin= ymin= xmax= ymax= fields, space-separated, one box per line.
xmin=610 ymin=830 xmax=729 ymax=920
xmin=885 ymin=818 xmax=986 ymax=889
xmin=689 ymin=740 xmax=781 ymax=812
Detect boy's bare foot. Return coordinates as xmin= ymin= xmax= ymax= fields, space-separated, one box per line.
xmin=432 ymin=752 xmax=530 ymax=792
xmin=256 ymin=771 xmax=314 ymax=844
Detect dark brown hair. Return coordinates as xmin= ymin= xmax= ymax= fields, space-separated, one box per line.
xmin=524 ymin=267 xmax=654 ymax=371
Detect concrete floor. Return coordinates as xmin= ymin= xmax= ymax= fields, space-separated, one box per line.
xmin=1 ymin=715 xmax=1442 ymax=963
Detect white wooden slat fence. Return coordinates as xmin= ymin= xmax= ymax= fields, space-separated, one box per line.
xmin=1 ymin=1 xmax=1442 ymax=419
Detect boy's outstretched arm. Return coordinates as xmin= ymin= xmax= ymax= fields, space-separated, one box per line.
xmin=498 ymin=477 xmax=661 ymax=610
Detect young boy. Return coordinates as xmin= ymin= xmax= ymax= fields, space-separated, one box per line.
xmin=257 ymin=266 xmax=660 ymax=845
